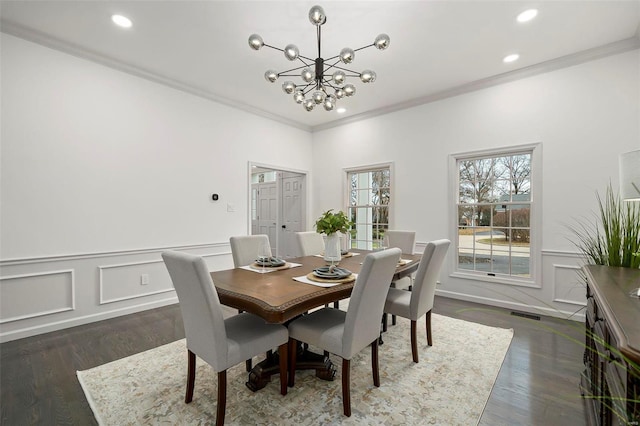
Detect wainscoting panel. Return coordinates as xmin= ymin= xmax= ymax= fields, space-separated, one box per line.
xmin=99 ymin=260 xmax=173 ymax=305
xmin=0 ymin=242 xmax=232 ymax=342
xmin=0 ymin=270 xmax=75 ymax=323
xmin=552 ymin=263 xmax=585 ymax=306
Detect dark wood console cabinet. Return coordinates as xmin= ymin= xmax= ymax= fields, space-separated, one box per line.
xmin=581 ymin=265 xmax=640 ymax=426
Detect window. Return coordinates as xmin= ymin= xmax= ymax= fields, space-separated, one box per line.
xmin=346 ymin=165 xmax=391 ymax=250
xmin=453 ymin=145 xmax=539 ymax=284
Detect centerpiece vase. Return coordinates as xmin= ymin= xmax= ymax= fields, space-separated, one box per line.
xmin=324 ymin=233 xmax=341 ymax=263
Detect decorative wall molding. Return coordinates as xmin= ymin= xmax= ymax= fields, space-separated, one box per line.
xmin=98 ymin=251 xmax=229 ymax=305
xmin=313 ymin=37 xmax=640 ymax=132
xmin=551 ymin=263 xmax=585 ymax=307
xmin=0 ymin=269 xmax=75 ymax=323
xmin=0 ymin=242 xmax=229 ymax=266
xmin=2 ymin=20 xmax=637 ymax=135
xmin=0 ymin=22 xmax=311 ymax=132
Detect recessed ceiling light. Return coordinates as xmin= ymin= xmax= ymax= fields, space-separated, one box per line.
xmin=503 ymin=54 xmax=520 ymax=63
xmin=336 ymin=108 xmax=346 ymax=114
xmin=517 ymin=9 xmax=538 ymax=23
xmin=111 ymin=14 xmax=132 ymax=28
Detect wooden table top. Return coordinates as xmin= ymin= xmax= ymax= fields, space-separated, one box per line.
xmin=211 ymin=249 xmax=421 ymax=324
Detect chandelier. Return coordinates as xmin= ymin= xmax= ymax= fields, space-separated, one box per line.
xmin=248 ymin=5 xmax=390 ymax=112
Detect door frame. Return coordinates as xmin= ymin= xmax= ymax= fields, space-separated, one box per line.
xmin=247 ymin=161 xmax=310 ymax=256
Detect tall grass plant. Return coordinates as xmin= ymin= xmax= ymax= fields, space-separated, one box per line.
xmin=568 ymin=184 xmax=640 ymax=268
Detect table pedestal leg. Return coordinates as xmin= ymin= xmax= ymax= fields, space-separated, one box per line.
xmin=245 ymin=344 xmax=336 ymax=392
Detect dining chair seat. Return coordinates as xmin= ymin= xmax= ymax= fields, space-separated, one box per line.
xmin=383 ymin=239 xmax=450 ymax=363
xmin=162 ymin=250 xmax=288 ymax=426
xmin=229 ymin=234 xmax=273 ymax=371
xmin=288 ymin=248 xmax=402 ymax=417
xmin=383 ymin=230 xmax=417 ymax=328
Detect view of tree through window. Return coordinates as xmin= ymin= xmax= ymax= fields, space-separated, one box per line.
xmin=347 ymin=167 xmax=390 ymax=250
xmin=457 ymin=152 xmax=532 ymax=278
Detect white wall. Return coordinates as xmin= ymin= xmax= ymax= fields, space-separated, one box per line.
xmin=0 ymin=34 xmax=313 ymax=341
xmin=2 ymin=31 xmax=638 ymax=341
xmin=312 ymin=49 xmax=640 ymax=319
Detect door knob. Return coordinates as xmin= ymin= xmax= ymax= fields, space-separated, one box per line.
xmin=282 ymin=225 xmax=287 ymax=229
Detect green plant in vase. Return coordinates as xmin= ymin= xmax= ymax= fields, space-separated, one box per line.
xmin=315 ymin=209 xmax=353 ymax=262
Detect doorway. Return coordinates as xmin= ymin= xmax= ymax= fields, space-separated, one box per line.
xmin=249 ymin=163 xmax=307 ymax=258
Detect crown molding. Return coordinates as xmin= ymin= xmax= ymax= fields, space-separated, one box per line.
xmin=0 ymin=20 xmax=312 ymax=132
xmin=312 ymin=36 xmax=640 ymax=132
xmin=3 ymin=20 xmax=638 ymax=134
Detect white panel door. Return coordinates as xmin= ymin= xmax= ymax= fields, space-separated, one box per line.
xmin=254 ymin=182 xmax=278 ymax=253
xmin=280 ymin=174 xmax=305 ymax=257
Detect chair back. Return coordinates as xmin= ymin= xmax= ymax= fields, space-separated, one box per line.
xmin=385 ymin=230 xmax=416 ymax=255
xmin=162 ymin=251 xmax=228 ymax=370
xmin=295 ymin=231 xmax=325 ymax=256
xmin=343 ymin=248 xmax=402 ymax=358
xmin=230 ymin=234 xmax=271 ymax=267
xmin=410 ymin=239 xmax=450 ymax=319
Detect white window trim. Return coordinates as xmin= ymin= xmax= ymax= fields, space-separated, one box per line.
xmin=448 ymin=143 xmax=542 ymax=288
xmin=343 ymin=161 xmax=395 ymax=236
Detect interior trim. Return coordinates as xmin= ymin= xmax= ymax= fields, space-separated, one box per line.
xmin=2 ymin=20 xmax=637 ymax=134
xmin=0 ymin=242 xmax=229 ymax=266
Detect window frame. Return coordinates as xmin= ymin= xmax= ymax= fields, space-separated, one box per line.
xmin=449 ymin=143 xmax=542 ymax=288
xmin=344 ymin=162 xmax=394 ymax=250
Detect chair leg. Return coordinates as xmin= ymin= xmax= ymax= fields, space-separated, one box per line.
xmin=382 ymin=313 xmax=388 ymax=332
xmin=342 ymin=358 xmax=351 ymax=417
xmin=216 ymin=370 xmax=227 ymax=426
xmin=185 ymin=350 xmax=196 ymax=403
xmin=278 ymin=343 xmax=288 ymax=396
xmin=371 ymin=339 xmax=380 ymax=387
xmin=426 ymin=309 xmax=433 ymax=346
xmin=392 ymin=314 xmax=397 ymax=326
xmin=245 ymin=359 xmax=252 ymax=372
xmin=288 ymin=338 xmax=297 ymax=388
xmin=411 ymin=320 xmax=418 ymax=363
xmin=333 ymin=300 xmax=339 ymax=309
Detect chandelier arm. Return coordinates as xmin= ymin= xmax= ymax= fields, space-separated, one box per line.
xmin=303 ymin=85 xmax=316 ymax=95
xmin=297 ymin=56 xmax=314 ymax=65
xmin=263 ymin=43 xmax=285 ymax=53
xmin=352 ymin=43 xmax=375 ymax=53
xmin=329 ymin=64 xmax=363 ymax=75
xmin=278 ymin=64 xmax=309 ymax=75
xmin=321 ymin=81 xmax=340 ymax=91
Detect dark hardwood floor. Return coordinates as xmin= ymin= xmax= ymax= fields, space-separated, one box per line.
xmin=0 ymin=297 xmax=586 ymax=425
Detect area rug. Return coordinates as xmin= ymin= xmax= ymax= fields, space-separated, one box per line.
xmin=77 ymin=314 xmax=513 ymax=425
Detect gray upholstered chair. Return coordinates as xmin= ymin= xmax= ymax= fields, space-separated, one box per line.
xmin=229 ymin=234 xmax=274 ymax=371
xmin=384 ymin=230 xmax=416 ymax=255
xmin=295 ymin=231 xmax=325 ymax=256
xmin=162 ymin=251 xmax=288 ymax=426
xmin=287 ymin=248 xmax=402 ymax=417
xmin=295 ymin=230 xmax=339 ymax=310
xmin=383 ymin=230 xmax=417 ymax=328
xmin=384 ymin=230 xmax=416 ymax=289
xmin=230 ymin=234 xmax=271 ymax=267
xmin=383 ymin=239 xmax=450 ymax=363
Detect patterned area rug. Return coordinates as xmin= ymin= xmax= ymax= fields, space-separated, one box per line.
xmin=77 ymin=313 xmax=513 ymax=425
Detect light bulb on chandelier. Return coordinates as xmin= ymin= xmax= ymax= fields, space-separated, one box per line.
xmin=248 ymin=5 xmax=390 ymax=112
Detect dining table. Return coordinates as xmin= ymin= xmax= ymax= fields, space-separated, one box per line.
xmin=210 ymin=248 xmax=421 ymax=392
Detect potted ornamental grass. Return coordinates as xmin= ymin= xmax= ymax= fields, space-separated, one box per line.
xmin=567 ymin=184 xmax=640 ymax=269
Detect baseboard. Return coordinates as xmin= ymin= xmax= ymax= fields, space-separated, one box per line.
xmin=0 ymin=297 xmax=178 ymax=343
xmin=436 ymin=289 xmax=585 ymax=322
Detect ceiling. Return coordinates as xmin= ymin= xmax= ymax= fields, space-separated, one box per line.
xmin=1 ymin=1 xmax=639 ymax=131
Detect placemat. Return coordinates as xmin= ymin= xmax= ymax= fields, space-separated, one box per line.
xmin=305 ymin=272 xmax=356 ymax=284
